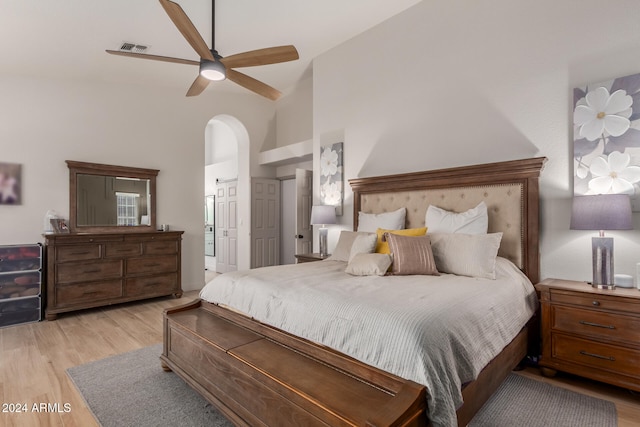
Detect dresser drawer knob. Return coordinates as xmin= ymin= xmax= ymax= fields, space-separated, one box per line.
xmin=580 ymin=350 xmax=615 ymax=361
xmin=579 ymin=320 xmax=615 ymax=329
xmin=592 ymin=301 xmax=600 ymax=306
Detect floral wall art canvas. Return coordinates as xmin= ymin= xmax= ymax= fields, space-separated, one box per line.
xmin=320 ymin=142 xmax=343 ymax=215
xmin=573 ymin=72 xmax=640 ymax=210
xmin=0 ymin=162 xmax=21 ymax=205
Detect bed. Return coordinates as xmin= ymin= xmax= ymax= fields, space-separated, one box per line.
xmin=161 ymin=157 xmax=547 ymax=427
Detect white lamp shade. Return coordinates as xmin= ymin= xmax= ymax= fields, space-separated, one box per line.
xmin=310 ymin=205 xmax=336 ymax=225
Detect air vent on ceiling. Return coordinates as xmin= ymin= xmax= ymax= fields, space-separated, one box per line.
xmin=119 ymin=42 xmax=149 ymax=53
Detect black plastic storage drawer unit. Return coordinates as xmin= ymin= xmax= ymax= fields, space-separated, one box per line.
xmin=0 ymin=244 xmax=43 ymax=327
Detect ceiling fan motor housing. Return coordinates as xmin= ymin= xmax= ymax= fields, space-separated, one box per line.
xmin=199 ymin=50 xmax=226 ymax=81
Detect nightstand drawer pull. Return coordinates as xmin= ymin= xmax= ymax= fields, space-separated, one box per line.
xmin=579 ymin=350 xmax=615 ymax=361
xmin=592 ymin=301 xmax=600 ymax=306
xmin=579 ymin=320 xmax=615 ymax=329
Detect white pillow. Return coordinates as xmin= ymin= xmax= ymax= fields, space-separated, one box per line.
xmin=425 ymin=202 xmax=488 ymax=234
xmin=327 ymin=231 xmax=375 ymax=262
xmin=345 ymin=253 xmax=393 ymax=276
xmin=429 ymin=232 xmax=503 ymax=279
xmin=357 ymin=207 xmax=406 ymax=233
xmin=348 ymin=233 xmax=378 ymax=262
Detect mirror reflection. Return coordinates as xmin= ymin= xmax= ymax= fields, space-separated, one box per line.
xmin=76 ymin=174 xmax=151 ymax=227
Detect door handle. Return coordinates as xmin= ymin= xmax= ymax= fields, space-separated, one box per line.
xmin=295 ymin=235 xmax=304 ymax=239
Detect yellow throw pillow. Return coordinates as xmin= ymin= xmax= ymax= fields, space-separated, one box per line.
xmin=375 ymin=227 xmax=427 ymax=254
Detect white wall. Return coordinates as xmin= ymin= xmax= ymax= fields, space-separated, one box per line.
xmin=311 ymin=0 xmax=640 ymax=282
xmin=0 ymin=74 xmax=275 ymax=291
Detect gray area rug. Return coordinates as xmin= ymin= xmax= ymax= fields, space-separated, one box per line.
xmin=67 ymin=344 xmax=232 ymax=427
xmin=469 ymin=371 xmax=617 ymax=427
xmin=68 ymin=344 xmax=617 ymax=427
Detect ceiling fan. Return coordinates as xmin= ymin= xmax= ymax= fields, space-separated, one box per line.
xmin=106 ymin=0 xmax=299 ymax=100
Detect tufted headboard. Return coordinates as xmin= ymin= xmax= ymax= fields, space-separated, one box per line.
xmin=349 ymin=157 xmax=546 ymax=284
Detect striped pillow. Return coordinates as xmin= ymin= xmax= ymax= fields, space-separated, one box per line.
xmin=385 ymin=233 xmax=439 ymax=276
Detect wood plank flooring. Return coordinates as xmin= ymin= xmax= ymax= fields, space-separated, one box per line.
xmin=1 ymin=291 xmax=639 ymax=426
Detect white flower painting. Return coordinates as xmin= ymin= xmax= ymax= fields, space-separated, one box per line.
xmin=0 ymin=163 xmax=21 ymax=205
xmin=320 ymin=142 xmax=343 ymax=215
xmin=573 ymin=72 xmax=640 ymax=210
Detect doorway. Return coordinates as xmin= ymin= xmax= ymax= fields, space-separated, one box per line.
xmin=204 ymin=115 xmax=251 ymax=272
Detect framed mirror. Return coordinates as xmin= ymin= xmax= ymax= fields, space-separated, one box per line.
xmin=67 ymin=160 xmax=158 ymax=233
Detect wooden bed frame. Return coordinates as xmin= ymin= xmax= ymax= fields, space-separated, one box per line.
xmin=161 ymin=157 xmax=547 ymax=426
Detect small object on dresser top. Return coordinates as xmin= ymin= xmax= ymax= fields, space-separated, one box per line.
xmin=614 ymin=273 xmax=633 ymax=288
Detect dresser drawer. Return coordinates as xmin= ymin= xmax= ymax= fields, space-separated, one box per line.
xmin=551 ymin=289 xmax=640 ymax=314
xmin=552 ymin=334 xmax=640 ymax=379
xmin=552 ymin=306 xmax=640 ymax=343
xmin=56 ymin=280 xmax=123 ymax=306
xmin=56 ymin=244 xmax=102 ymax=262
xmin=105 ymin=242 xmax=142 ymax=258
xmin=126 ymin=255 xmax=177 ymax=275
xmin=126 ymin=273 xmax=178 ymax=297
xmin=56 ymin=260 xmax=123 ymax=284
xmin=144 ymin=240 xmax=178 ymax=255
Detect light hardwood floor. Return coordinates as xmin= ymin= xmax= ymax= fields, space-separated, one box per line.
xmin=1 ymin=292 xmax=639 ymax=427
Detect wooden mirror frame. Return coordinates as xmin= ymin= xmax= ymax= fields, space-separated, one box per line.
xmin=67 ymin=160 xmax=159 ymax=233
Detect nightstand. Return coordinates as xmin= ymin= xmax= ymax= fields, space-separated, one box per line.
xmin=294 ymin=253 xmax=329 ymax=263
xmin=535 ymin=278 xmax=640 ymax=392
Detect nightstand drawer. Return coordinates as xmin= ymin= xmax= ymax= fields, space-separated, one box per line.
xmin=552 ymin=305 xmax=640 ymax=343
xmin=553 ymin=334 xmax=640 ymax=379
xmin=551 ymin=289 xmax=639 ymax=314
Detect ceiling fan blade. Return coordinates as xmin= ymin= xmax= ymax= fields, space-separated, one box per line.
xmin=106 ymin=50 xmax=199 ymax=66
xmin=226 ymin=69 xmax=282 ymax=101
xmin=186 ymin=75 xmax=210 ymax=97
xmin=221 ymin=45 xmax=299 ymax=69
xmin=159 ymin=0 xmax=215 ymax=61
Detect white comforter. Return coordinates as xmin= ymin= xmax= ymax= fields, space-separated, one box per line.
xmin=200 ymin=257 xmax=537 ymax=427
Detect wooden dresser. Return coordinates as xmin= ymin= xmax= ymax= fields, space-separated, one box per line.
xmin=44 ymin=231 xmax=183 ymax=320
xmin=535 ymin=278 xmax=640 ymax=391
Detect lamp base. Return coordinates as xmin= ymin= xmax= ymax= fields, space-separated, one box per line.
xmin=318 ymin=227 xmax=328 ymax=258
xmin=591 ymin=236 xmax=614 ymax=289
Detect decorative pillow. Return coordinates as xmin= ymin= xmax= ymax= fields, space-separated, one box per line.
xmin=375 ymin=227 xmax=428 ymax=254
xmin=429 ymin=232 xmax=503 ymax=279
xmin=345 ymin=253 xmax=393 ymax=276
xmin=357 ymin=207 xmax=406 ymax=233
xmin=348 ymin=233 xmax=378 ymax=262
xmin=385 ymin=233 xmax=439 ymax=276
xmin=327 ymin=231 xmax=375 ymax=262
xmin=425 ymin=202 xmax=488 ymax=234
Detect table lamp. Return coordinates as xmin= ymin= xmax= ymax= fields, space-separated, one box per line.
xmin=310 ymin=205 xmax=336 ymax=258
xmin=570 ymin=194 xmax=633 ymax=289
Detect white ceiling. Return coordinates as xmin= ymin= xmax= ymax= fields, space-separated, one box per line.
xmin=1 ymin=0 xmax=421 ymax=98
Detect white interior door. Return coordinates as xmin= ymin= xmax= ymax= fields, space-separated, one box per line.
xmin=216 ymin=180 xmax=238 ymax=273
xmin=280 ymin=179 xmax=296 ymax=265
xmin=251 ymin=178 xmax=280 ymax=268
xmin=295 ymin=169 xmax=313 ymax=255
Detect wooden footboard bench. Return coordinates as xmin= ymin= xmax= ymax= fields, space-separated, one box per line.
xmin=161 ymin=299 xmax=427 ymax=427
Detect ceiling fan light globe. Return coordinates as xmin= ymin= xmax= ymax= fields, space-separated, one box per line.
xmin=200 ymin=60 xmax=226 ymax=81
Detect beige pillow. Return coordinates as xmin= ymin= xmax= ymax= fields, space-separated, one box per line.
xmin=429 ymin=232 xmax=503 ymax=279
xmin=345 ymin=253 xmax=393 ymax=276
xmin=357 ymin=207 xmax=406 ymax=233
xmin=348 ymin=233 xmax=378 ymax=262
xmin=328 ymin=231 xmax=375 ymax=262
xmin=385 ymin=233 xmax=439 ymax=276
xmin=425 ymin=202 xmax=488 ymax=234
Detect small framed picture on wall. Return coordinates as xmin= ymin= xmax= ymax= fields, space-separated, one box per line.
xmin=0 ymin=162 xmax=21 ymax=205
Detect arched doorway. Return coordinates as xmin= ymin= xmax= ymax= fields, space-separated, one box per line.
xmin=204 ymin=114 xmax=251 ymax=273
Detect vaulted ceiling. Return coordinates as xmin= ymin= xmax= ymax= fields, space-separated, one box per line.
xmin=1 ymin=0 xmax=421 ymax=98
